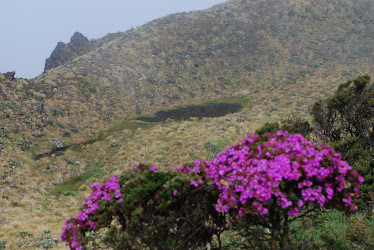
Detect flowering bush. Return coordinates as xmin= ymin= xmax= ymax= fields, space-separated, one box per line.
xmin=61 ymin=163 xmax=224 ymax=249
xmin=199 ymin=131 xmax=363 ymax=249
xmin=62 ymin=131 xmax=363 ymax=249
xmin=200 ymin=131 xmax=363 ymax=218
xmin=61 ymin=176 xmax=123 ymax=249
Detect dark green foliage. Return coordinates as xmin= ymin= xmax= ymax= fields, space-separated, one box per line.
xmin=56 ymin=122 xmax=65 ymax=128
xmin=311 ymin=75 xmax=374 ymax=144
xmin=83 ymin=164 xmax=225 ymax=249
xmin=8 ymin=159 xmax=22 ymax=169
xmin=289 ymin=209 xmax=374 ymax=249
xmin=63 ymin=131 xmax=71 ymax=138
xmin=0 ymin=240 xmax=6 ymax=250
xmin=255 ymin=114 xmax=311 ymax=138
xmin=70 ymin=127 xmax=79 ymax=134
xmin=255 ymin=122 xmax=280 ymax=135
xmin=229 ymin=208 xmax=374 ymax=249
xmin=281 ymin=114 xmax=312 ymax=138
xmin=51 ymin=108 xmax=64 ymax=116
xmin=311 ymin=75 xmax=374 ymax=207
xmin=330 ymin=137 xmax=374 ymax=208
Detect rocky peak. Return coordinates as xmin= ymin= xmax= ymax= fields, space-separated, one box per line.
xmin=70 ymin=32 xmax=90 ymax=51
xmin=44 ymin=32 xmax=92 ymax=73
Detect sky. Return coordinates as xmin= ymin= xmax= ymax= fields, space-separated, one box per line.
xmin=0 ymin=0 xmax=226 ymax=79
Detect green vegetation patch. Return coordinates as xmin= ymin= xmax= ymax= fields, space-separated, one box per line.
xmin=50 ymin=169 xmax=104 ymax=197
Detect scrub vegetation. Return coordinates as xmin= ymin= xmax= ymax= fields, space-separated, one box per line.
xmin=1 ymin=0 xmax=374 ymax=249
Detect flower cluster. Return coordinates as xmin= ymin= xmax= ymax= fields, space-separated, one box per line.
xmin=200 ymin=131 xmax=363 ymax=217
xmin=176 ymin=162 xmax=205 ymax=187
xmin=61 ymin=175 xmax=123 ymax=250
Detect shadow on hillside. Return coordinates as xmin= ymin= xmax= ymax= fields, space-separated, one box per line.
xmin=137 ymin=103 xmax=242 ymax=122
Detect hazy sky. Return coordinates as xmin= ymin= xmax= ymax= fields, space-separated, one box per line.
xmin=0 ymin=0 xmax=226 ymax=79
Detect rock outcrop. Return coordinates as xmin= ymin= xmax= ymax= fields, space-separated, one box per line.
xmin=52 ymin=138 xmax=65 ymax=149
xmin=2 ymin=71 xmax=16 ymax=81
xmin=69 ymin=32 xmax=90 ymax=51
xmin=44 ymin=32 xmax=92 ymax=73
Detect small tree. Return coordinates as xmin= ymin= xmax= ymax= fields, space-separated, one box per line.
xmin=255 ymin=113 xmax=312 ymax=139
xmin=311 ymin=75 xmax=374 ymax=207
xmin=311 ymin=74 xmax=374 ymax=145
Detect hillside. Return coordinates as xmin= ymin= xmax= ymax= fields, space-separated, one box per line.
xmin=3 ymin=0 xmax=374 ymax=157
xmin=1 ymin=0 xmax=374 ymax=248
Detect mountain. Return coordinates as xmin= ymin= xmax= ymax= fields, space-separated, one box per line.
xmin=1 ymin=0 xmax=374 ymax=248
xmin=33 ymin=0 xmax=374 ymax=139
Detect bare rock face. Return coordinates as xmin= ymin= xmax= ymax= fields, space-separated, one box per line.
xmin=3 ymin=71 xmax=16 ymax=81
xmin=44 ymin=32 xmax=91 ymax=73
xmin=69 ymin=32 xmax=90 ymax=51
xmin=44 ymin=42 xmax=67 ymax=72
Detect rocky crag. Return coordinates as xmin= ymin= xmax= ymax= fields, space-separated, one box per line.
xmin=44 ymin=32 xmax=92 ymax=72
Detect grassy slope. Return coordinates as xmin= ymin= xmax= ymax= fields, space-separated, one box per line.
xmin=1 ymin=0 xmax=374 ymax=248
xmin=2 ymin=0 xmax=374 ymax=157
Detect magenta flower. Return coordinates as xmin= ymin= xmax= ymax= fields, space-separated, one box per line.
xmin=150 ymin=166 xmax=158 ymax=172
xmin=61 ymin=175 xmax=123 ymax=249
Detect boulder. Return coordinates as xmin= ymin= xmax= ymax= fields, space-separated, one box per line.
xmin=52 ymin=138 xmax=65 ymax=149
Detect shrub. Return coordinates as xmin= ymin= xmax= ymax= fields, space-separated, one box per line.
xmin=311 ymin=75 xmax=374 ymax=206
xmin=63 ymin=131 xmax=71 ymax=138
xmin=71 ymin=127 xmax=80 ymax=134
xmin=51 ymin=108 xmax=64 ymax=116
xmin=0 ymin=240 xmax=6 ymax=250
xmin=15 ymin=229 xmax=57 ymax=248
xmin=61 ymin=166 xmax=225 ymax=249
xmin=311 ymin=75 xmax=374 ymax=144
xmin=56 ymin=122 xmax=65 ymax=128
xmin=255 ymin=122 xmax=280 ymax=135
xmin=8 ymin=159 xmax=22 ymax=169
xmin=256 ymin=114 xmax=311 ymax=138
xmin=62 ymin=132 xmax=363 ymax=249
xmin=18 ymin=139 xmax=31 ymax=151
xmin=199 ymin=131 xmax=363 ymax=248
